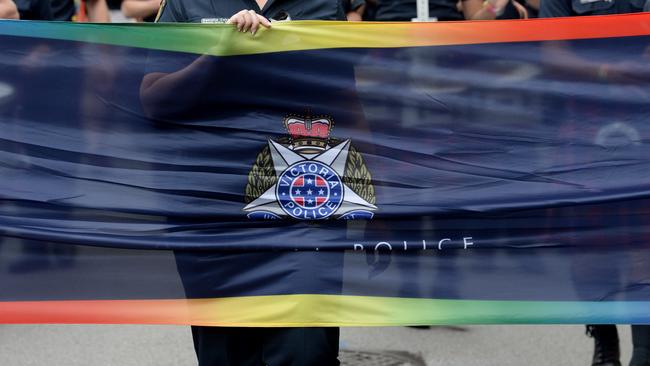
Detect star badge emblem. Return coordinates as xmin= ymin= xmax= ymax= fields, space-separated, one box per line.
xmin=244 ymin=139 xmax=376 ymax=220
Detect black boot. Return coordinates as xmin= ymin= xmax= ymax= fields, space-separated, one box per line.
xmin=587 ymin=325 xmax=621 ymax=366
xmin=630 ymin=325 xmax=650 ymax=366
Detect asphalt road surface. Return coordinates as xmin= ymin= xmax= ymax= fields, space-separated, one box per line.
xmin=0 ymin=324 xmax=634 ymax=365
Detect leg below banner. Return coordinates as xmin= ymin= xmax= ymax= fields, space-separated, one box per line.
xmin=191 ymin=326 xmax=340 ymax=366
xmin=587 ymin=325 xmax=621 ymax=366
xmin=630 ymin=325 xmax=650 ymax=366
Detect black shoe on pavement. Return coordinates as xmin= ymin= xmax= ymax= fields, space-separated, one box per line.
xmin=587 ymin=325 xmax=621 ymax=366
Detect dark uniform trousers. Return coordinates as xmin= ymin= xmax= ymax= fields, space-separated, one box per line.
xmin=174 ymin=250 xmax=345 ymax=366
xmin=192 ymin=327 xmax=340 ymax=366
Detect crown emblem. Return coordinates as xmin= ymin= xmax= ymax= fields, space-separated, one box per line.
xmin=283 ymin=112 xmax=333 ymax=153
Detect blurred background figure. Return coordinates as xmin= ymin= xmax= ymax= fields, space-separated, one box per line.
xmin=358 ymin=0 xmax=537 ymax=22
xmin=0 ymin=0 xmax=110 ymax=21
xmin=539 ymin=1 xmax=648 ymax=366
xmin=55 ymin=0 xmax=111 ymax=22
xmin=540 ymin=0 xmax=645 ymax=17
xmin=12 ymin=0 xmax=52 ymax=19
xmin=373 ymin=0 xmax=463 ymax=21
xmin=0 ymin=0 xmax=19 ymax=18
xmin=342 ymin=0 xmax=366 ymax=20
xmin=459 ymin=0 xmax=538 ymax=19
xmin=120 ymin=0 xmax=157 ymax=22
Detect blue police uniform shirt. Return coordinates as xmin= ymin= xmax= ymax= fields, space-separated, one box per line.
xmin=374 ymin=0 xmax=463 ymax=21
xmin=540 ymin=0 xmax=646 ymax=17
xmin=14 ymin=0 xmax=52 ymax=19
xmin=157 ymin=0 xmax=346 ymax=23
xmin=50 ymin=0 xmax=75 ymax=20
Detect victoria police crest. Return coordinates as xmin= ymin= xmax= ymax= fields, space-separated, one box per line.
xmin=244 ymin=112 xmax=377 ymax=220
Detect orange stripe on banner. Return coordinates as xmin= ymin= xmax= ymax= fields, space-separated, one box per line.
xmin=404 ymin=13 xmax=650 ymax=47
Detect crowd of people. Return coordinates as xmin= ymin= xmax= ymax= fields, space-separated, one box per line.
xmin=0 ymin=0 xmax=649 ymax=365
xmin=0 ymin=0 xmax=647 ymax=23
xmin=4 ymin=0 xmax=647 ymax=23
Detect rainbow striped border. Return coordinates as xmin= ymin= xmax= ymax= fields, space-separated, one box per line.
xmin=1 ymin=14 xmax=650 ymax=56
xmin=1 ymin=295 xmax=648 ymax=326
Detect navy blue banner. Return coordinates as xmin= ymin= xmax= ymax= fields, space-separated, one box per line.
xmin=1 ymin=20 xmax=650 ymax=323
xmin=2 ymin=34 xmax=650 ymax=252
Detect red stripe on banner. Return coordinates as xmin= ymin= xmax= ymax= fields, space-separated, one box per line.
xmin=0 ymin=300 xmax=192 ymax=325
xmin=407 ymin=13 xmax=650 ymax=46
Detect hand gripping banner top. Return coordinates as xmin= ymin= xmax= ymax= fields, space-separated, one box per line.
xmin=0 ymin=14 xmax=650 ymax=326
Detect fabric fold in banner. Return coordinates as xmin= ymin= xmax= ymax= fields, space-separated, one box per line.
xmin=1 ymin=14 xmax=650 ymax=325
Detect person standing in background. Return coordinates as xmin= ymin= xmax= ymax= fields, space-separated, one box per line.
xmin=342 ymin=0 xmax=537 ymax=21
xmin=0 ymin=0 xmax=19 ymax=18
xmin=120 ymin=0 xmax=158 ymax=22
xmin=374 ymin=0 xmax=463 ymax=21
xmin=13 ymin=0 xmax=52 ymax=19
xmin=51 ymin=0 xmax=110 ymax=22
xmin=540 ymin=0 xmax=644 ymax=17
xmin=342 ymin=0 xmax=366 ymax=20
xmin=540 ymin=2 xmax=648 ymax=366
xmin=459 ymin=0 xmax=538 ymax=19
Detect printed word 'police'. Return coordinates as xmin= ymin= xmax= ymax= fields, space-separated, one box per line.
xmin=353 ymin=237 xmax=475 ymax=251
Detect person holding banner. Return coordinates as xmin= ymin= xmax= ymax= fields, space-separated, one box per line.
xmin=145 ymin=1 xmax=356 ymax=365
xmin=155 ymin=0 xmax=344 ymax=24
